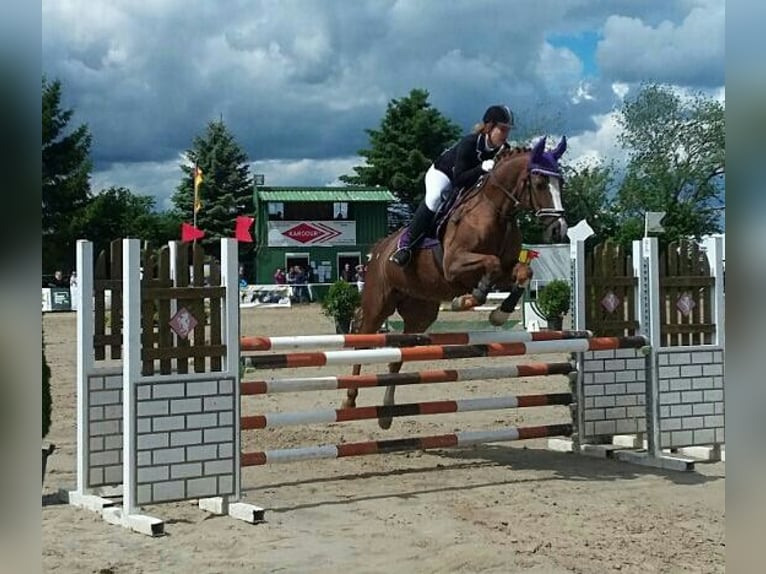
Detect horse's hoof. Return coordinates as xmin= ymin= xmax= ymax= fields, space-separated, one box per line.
xmin=378 ymin=417 xmax=393 ymax=430
xmin=341 ymin=399 xmax=355 ymax=409
xmin=489 ymin=309 xmax=510 ymax=326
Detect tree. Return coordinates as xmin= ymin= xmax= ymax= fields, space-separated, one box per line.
xmin=73 ymin=186 xmax=181 ymax=253
xmin=561 ymin=162 xmax=619 ymax=241
xmin=614 ymin=84 xmax=725 ymax=245
xmin=42 ymin=76 xmax=92 ymax=272
xmin=341 ymin=89 xmax=461 ymax=213
xmin=172 ymin=120 xmax=254 ymax=253
xmin=515 ymin=159 xmax=618 ymax=245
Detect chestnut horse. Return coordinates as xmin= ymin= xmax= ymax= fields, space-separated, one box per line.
xmin=344 ymin=136 xmax=569 ymax=428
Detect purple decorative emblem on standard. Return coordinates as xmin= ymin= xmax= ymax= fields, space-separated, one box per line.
xmin=676 ymin=292 xmax=696 ymax=316
xmin=169 ymin=307 xmax=198 ymax=339
xmin=601 ymin=291 xmax=620 ymax=313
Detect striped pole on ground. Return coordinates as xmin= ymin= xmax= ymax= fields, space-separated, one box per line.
xmin=241 ymin=362 xmax=574 ymax=395
xmin=241 ymin=329 xmax=593 ymax=351
xmin=241 ymin=393 xmax=573 ymax=429
xmin=241 ymin=424 xmax=573 ymax=466
xmin=243 ymin=336 xmax=648 ymax=370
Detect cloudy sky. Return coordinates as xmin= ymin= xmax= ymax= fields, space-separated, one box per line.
xmin=42 ymin=0 xmax=725 ymax=210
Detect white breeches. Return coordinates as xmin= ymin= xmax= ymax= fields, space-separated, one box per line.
xmin=423 ymin=165 xmax=452 ymax=212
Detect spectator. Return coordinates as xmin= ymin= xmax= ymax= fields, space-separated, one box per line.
xmin=49 ymin=270 xmax=67 ymax=288
xmin=286 ymin=266 xmax=298 ymax=286
xmin=355 ymin=264 xmax=366 ymax=292
xmin=340 ymin=263 xmax=354 ymax=282
xmin=292 ymin=265 xmax=309 ymax=304
xmin=69 ymin=270 xmax=79 ymax=310
xmin=273 ymin=267 xmax=286 ymax=285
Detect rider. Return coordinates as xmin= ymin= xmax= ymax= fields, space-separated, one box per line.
xmin=389 ymin=104 xmax=514 ymax=267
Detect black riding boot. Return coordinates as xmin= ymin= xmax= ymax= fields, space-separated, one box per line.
xmin=389 ymin=203 xmax=436 ymax=267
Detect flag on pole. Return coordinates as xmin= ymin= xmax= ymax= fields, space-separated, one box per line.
xmin=193 ymin=165 xmax=204 ymax=214
xmin=234 ymin=215 xmax=255 ymax=242
xmin=181 ymin=222 xmax=205 ymax=243
xmin=644 ymin=211 xmax=666 ymax=235
xmin=518 ymin=248 xmax=540 ymax=264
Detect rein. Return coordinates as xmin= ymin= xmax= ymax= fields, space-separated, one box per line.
xmin=453 ymin=148 xmax=550 ymax=222
xmin=480 ymin=155 xmax=533 ymax=220
xmin=488 ymin=172 xmax=527 ymax=211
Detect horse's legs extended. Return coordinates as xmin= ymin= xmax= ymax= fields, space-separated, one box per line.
xmin=342 ymin=290 xmax=398 ymax=409
xmin=378 ymin=298 xmax=440 ymax=430
xmin=444 ymin=252 xmax=503 ymax=311
xmin=489 ymin=262 xmax=533 ymax=326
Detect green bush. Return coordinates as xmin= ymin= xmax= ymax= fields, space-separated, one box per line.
xmin=42 ymin=334 xmax=52 ymax=439
xmin=320 ymin=280 xmax=361 ymax=322
xmin=536 ymin=279 xmax=571 ymax=318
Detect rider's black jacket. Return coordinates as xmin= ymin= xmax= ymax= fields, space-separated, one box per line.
xmin=433 ymin=132 xmax=502 ymax=190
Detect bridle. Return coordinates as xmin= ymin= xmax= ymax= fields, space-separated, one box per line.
xmin=483 ymin=171 xmax=527 ymax=219
xmin=481 ymin=152 xmax=563 ymax=222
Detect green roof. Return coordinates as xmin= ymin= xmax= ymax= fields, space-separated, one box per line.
xmin=255 ymin=186 xmax=396 ymax=202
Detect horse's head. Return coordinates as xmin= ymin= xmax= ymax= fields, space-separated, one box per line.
xmin=480 ymin=136 xmax=568 ymax=241
xmin=523 ymin=136 xmax=568 ymax=241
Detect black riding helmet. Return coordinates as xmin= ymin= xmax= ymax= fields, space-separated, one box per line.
xmin=483 ymin=105 xmax=514 ymax=127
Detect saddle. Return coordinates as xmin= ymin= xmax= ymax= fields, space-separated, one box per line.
xmin=397 ymin=176 xmax=485 ymax=252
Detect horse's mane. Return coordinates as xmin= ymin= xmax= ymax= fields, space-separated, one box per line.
xmin=453 ymin=144 xmax=530 ymax=211
xmin=495 ymin=145 xmax=531 ymax=165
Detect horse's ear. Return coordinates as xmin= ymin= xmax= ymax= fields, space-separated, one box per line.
xmin=552 ymin=136 xmax=567 ymax=160
xmin=531 ymin=136 xmax=547 ymax=162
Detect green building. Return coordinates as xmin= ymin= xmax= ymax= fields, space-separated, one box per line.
xmin=252 ymin=186 xmax=397 ymax=291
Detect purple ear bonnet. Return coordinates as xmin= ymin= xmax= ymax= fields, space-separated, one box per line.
xmin=528 ymin=136 xmax=567 ymax=178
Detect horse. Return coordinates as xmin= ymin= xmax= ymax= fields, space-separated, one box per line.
xmin=343 ymin=135 xmax=569 ymax=429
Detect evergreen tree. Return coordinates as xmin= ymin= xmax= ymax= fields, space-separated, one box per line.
xmin=341 ymin=89 xmax=461 ymax=212
xmin=172 ymin=120 xmax=254 ymax=252
xmin=42 ymin=76 xmax=92 ymax=272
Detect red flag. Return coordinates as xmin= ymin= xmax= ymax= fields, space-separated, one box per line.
xmin=518 ymin=248 xmax=541 ymax=264
xmin=181 ymin=222 xmax=205 ymax=243
xmin=234 ymin=215 xmax=255 ymax=242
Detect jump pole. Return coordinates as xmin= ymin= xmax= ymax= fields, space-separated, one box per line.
xmin=243 ymin=336 xmax=648 ymax=370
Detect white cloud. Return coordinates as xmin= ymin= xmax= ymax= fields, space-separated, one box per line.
xmin=611 ymin=83 xmax=630 ymax=100
xmin=90 ymin=155 xmax=364 ymax=209
xmin=252 ymin=157 xmax=362 ymax=188
xmin=90 ymin=160 xmax=181 ymax=209
xmin=566 ymin=111 xmax=627 ymax=169
xmin=43 ymin=0 xmax=724 ymax=198
xmin=536 ymin=43 xmax=584 ymax=95
xmin=572 ymin=82 xmax=596 ymax=104
xmin=597 ymin=1 xmax=724 ymax=86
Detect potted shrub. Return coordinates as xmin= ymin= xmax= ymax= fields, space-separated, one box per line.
xmin=321 ymin=280 xmax=361 ymax=334
xmin=536 ymin=279 xmax=571 ymax=331
xmin=42 ymin=333 xmax=55 ymax=485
